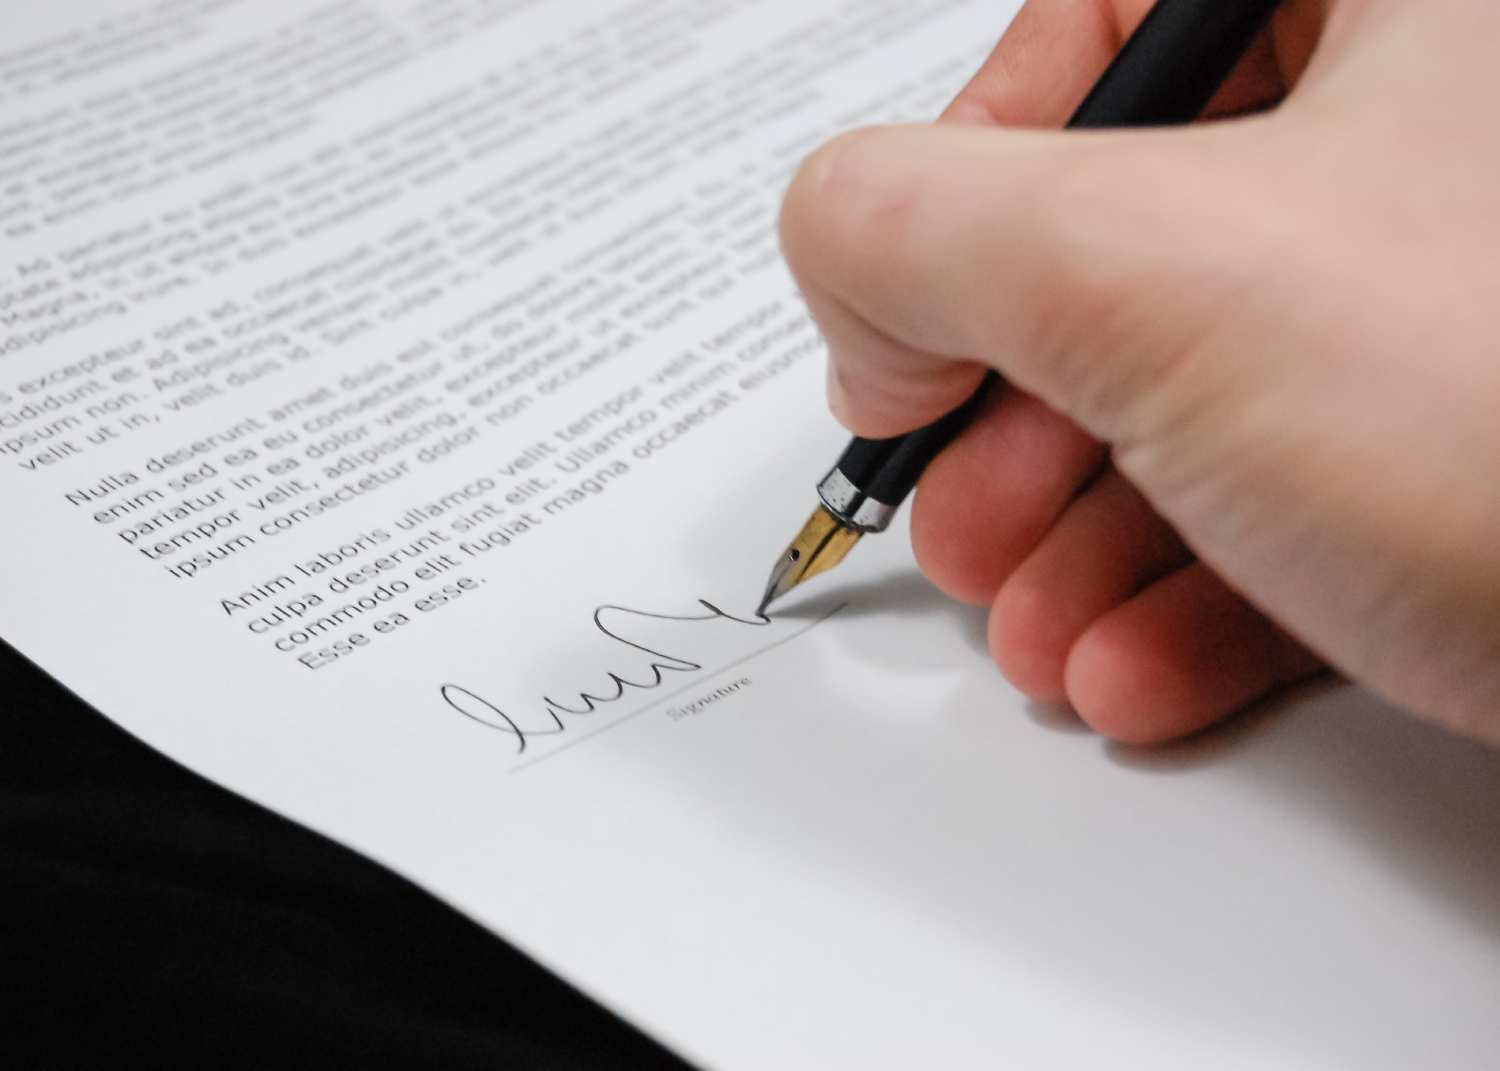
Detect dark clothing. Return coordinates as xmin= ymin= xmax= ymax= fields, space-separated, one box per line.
xmin=2 ymin=640 xmax=688 ymax=1069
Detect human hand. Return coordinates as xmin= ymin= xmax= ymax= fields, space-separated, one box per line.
xmin=780 ymin=0 xmax=1500 ymax=744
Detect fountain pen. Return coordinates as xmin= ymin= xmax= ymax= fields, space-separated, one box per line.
xmin=758 ymin=0 xmax=1284 ymax=615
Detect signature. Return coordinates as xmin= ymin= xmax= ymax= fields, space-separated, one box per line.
xmin=439 ymin=600 xmax=769 ymax=753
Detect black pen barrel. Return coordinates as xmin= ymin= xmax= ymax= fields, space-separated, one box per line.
xmin=1070 ymin=0 xmax=1284 ymax=128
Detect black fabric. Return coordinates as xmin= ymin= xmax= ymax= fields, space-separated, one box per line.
xmin=1 ymin=640 xmax=691 ymax=1069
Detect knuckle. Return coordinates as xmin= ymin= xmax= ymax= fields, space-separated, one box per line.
xmin=780 ymin=126 xmax=923 ymax=281
xmin=1006 ymin=148 xmax=1248 ymax=437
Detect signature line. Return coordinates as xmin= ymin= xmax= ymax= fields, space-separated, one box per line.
xmin=511 ymin=601 xmax=849 ymax=773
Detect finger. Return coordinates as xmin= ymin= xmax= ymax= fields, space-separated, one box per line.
xmin=988 ymin=468 xmax=1192 ymax=703
xmin=1065 ymin=562 xmax=1324 ymax=744
xmin=910 ymin=388 xmax=1104 ymax=607
xmin=780 ymin=119 xmax=1256 ymax=441
xmin=804 ymin=275 xmax=988 ymax=436
xmin=942 ymin=0 xmax=1290 ymax=129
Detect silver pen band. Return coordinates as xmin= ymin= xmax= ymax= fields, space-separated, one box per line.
xmin=817 ymin=467 xmax=896 ymax=533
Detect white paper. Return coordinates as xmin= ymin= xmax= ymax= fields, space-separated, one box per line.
xmin=3 ymin=2 xmax=1500 ymax=1067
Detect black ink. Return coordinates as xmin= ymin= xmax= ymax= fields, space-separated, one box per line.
xmin=440 ymin=600 xmax=769 ymax=754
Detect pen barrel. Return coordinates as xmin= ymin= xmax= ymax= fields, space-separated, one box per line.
xmin=821 ymin=375 xmax=995 ymax=532
xmin=1068 ymin=0 xmax=1284 ymax=129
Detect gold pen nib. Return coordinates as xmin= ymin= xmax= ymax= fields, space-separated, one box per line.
xmin=757 ymin=504 xmax=862 ymax=616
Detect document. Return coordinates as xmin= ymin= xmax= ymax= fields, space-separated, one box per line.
xmin=4 ymin=2 xmax=1500 ymax=1066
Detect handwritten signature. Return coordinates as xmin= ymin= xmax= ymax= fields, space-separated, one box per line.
xmin=439 ymin=600 xmax=769 ymax=753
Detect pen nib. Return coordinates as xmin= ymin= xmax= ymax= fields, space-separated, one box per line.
xmin=757 ymin=504 xmax=862 ymax=616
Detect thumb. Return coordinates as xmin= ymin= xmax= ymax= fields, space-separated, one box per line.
xmin=778 ymin=120 xmax=1269 ymax=445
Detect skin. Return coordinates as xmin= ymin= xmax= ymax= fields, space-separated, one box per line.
xmin=779 ymin=0 xmax=1500 ymax=745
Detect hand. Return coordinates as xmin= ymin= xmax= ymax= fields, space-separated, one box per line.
xmin=780 ymin=0 xmax=1500 ymax=745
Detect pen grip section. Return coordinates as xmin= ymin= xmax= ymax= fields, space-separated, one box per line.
xmin=831 ymin=373 xmax=996 ymax=511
